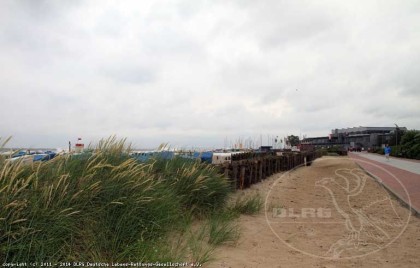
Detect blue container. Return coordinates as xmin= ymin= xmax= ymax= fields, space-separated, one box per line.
xmin=200 ymin=151 xmax=213 ymax=163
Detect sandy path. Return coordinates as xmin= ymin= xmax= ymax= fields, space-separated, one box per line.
xmin=208 ymin=156 xmax=420 ymax=268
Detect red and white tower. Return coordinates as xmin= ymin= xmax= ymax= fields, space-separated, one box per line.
xmin=75 ymin=137 xmax=84 ymax=153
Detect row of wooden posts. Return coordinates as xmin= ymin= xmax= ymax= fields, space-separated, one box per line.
xmin=219 ymin=151 xmax=323 ymax=190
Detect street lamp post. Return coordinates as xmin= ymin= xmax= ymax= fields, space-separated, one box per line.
xmin=394 ymin=123 xmax=399 ymax=155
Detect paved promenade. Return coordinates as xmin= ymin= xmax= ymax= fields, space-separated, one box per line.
xmin=349 ymin=152 xmax=420 ymax=215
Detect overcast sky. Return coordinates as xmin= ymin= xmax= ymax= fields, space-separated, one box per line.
xmin=1 ymin=0 xmax=419 ymax=149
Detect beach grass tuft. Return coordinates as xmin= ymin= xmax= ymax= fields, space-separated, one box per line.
xmin=0 ymin=137 xmax=235 ymax=263
xmin=229 ymin=194 xmax=263 ymax=215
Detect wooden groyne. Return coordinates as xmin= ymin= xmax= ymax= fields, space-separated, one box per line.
xmin=219 ymin=151 xmax=322 ymax=190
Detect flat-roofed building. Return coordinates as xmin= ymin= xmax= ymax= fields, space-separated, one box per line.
xmin=302 ymin=126 xmax=407 ymax=149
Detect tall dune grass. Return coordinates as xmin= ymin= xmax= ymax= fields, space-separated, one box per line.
xmin=151 ymin=157 xmax=231 ymax=215
xmin=0 ymin=137 xmax=232 ymax=263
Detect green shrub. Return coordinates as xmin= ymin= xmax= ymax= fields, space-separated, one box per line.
xmin=390 ymin=145 xmax=402 ymax=157
xmin=375 ymin=148 xmax=384 ymax=155
xmin=400 ymin=130 xmax=420 ymax=159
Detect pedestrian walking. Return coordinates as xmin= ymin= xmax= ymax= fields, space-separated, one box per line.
xmin=384 ymin=144 xmax=391 ymax=161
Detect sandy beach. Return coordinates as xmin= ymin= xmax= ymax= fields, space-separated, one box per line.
xmin=208 ymin=156 xmax=420 ymax=267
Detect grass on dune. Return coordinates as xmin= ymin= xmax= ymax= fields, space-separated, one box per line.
xmin=207 ymin=210 xmax=240 ymax=246
xmin=0 ymin=137 xmax=232 ymax=263
xmin=151 ymin=157 xmax=232 ymax=215
xmin=229 ymin=194 xmax=263 ymax=215
xmin=0 ymin=136 xmax=262 ymax=264
xmin=1 ymin=149 xmax=174 ymax=261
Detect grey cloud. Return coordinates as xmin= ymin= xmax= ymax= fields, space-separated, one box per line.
xmin=1 ymin=0 xmax=420 ymax=148
xmin=394 ymin=64 xmax=420 ymax=97
xmin=363 ymin=104 xmax=420 ymax=121
xmin=238 ymin=0 xmax=341 ymax=48
xmin=102 ymin=65 xmax=155 ymax=84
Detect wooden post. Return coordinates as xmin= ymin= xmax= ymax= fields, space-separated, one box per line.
xmin=232 ymin=164 xmax=238 ymax=189
xmin=240 ymin=166 xmax=246 ymax=189
xmin=256 ymin=161 xmax=259 ymax=183
xmin=224 ymin=167 xmax=229 ymax=178
xmin=249 ymin=163 xmax=253 ymax=186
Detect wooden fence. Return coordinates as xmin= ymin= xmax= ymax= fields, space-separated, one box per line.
xmin=218 ymin=151 xmax=323 ymax=190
